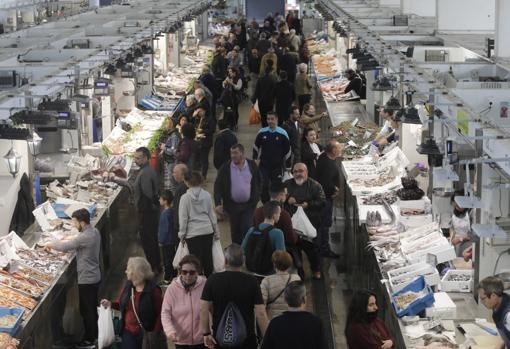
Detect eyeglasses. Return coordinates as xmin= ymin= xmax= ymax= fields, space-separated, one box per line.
xmin=181 ymin=270 xmax=197 ymax=276
xmin=293 ymin=169 xmax=305 ymax=173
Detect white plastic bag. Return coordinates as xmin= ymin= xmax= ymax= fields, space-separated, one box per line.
xmin=282 ymin=170 xmax=293 ymax=182
xmin=291 ymin=206 xmax=317 ymax=239
xmin=212 ymin=239 xmax=225 ymax=272
xmin=253 ymin=99 xmax=260 ymax=114
xmin=97 ymin=306 xmax=115 ymax=349
xmin=173 ymin=241 xmax=190 ymax=268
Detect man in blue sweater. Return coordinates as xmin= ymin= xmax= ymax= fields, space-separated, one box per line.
xmin=253 ymin=111 xmax=291 ymax=203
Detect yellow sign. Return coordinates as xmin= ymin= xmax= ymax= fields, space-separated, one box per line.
xmin=457 ymin=109 xmax=468 ymax=135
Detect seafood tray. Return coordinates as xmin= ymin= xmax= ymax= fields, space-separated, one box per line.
xmin=349 ymin=174 xmax=396 ymax=188
xmin=0 ymin=285 xmax=37 ymax=310
xmin=362 ymin=191 xmax=398 ymax=205
xmin=439 ymin=269 xmax=474 ymax=293
xmin=19 ymin=258 xmax=62 ymax=276
xmin=0 ymin=332 xmax=19 ymax=348
xmin=11 ymin=264 xmax=54 ymax=285
xmin=0 ymin=307 xmax=24 ymax=335
xmin=0 ymin=274 xmax=43 ymax=298
xmin=388 ymin=263 xmax=440 ymax=292
xmin=391 ymin=276 xmax=435 ymax=317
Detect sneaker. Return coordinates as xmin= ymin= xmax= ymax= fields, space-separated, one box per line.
xmin=75 ymin=340 xmax=95 ymax=349
xmin=320 ymin=250 xmax=340 ymax=259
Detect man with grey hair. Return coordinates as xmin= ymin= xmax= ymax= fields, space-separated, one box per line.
xmin=172 ymin=164 xmax=188 ymax=233
xmin=260 ymin=281 xmax=326 ymax=349
xmin=478 ymin=276 xmax=510 ymax=349
xmin=200 ymin=244 xmax=268 ymax=349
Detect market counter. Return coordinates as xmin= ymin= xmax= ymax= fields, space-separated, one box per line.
xmin=15 ymin=185 xmax=126 ymax=348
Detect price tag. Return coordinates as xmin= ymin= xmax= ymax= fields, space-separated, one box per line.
xmin=347 ymin=140 xmax=358 ymax=147
xmin=351 ymin=118 xmax=359 ymax=127
xmin=363 ymin=131 xmax=372 ymax=139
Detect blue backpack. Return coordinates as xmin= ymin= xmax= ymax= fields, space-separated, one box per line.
xmin=215 ymin=301 xmax=247 ymax=347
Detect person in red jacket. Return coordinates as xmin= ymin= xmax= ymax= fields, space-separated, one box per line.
xmin=345 ymin=290 xmax=394 ymax=349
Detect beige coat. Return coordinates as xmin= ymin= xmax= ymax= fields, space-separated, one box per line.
xmin=300 ymin=112 xmax=323 ymax=132
xmin=260 ymin=271 xmax=301 ymax=319
xmin=295 ymin=72 xmax=313 ymax=96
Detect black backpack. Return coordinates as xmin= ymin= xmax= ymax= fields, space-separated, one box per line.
xmin=245 ymin=225 xmax=275 ymax=274
xmin=215 ymin=302 xmax=248 ymax=347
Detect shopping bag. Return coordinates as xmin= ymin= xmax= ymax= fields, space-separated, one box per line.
xmin=249 ymin=106 xmax=261 ymax=125
xmin=172 ymin=241 xmax=190 ymax=268
xmin=253 ymin=99 xmax=260 ymax=114
xmin=291 ymin=206 xmax=317 ymax=239
xmin=97 ymin=306 xmax=115 ymax=349
xmin=212 ymin=239 xmax=225 ymax=272
xmin=282 ymin=170 xmax=293 ymax=182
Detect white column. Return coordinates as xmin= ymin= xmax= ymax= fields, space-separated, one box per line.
xmin=495 ymin=0 xmax=510 ymax=58
xmin=401 ymin=0 xmax=435 ymax=17
xmin=436 ymin=0 xmax=495 ymax=34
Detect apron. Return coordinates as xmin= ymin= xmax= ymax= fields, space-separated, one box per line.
xmin=451 ymin=213 xmax=471 ymax=257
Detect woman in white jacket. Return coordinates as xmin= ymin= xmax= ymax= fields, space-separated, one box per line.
xmin=178 ymin=171 xmax=220 ymax=276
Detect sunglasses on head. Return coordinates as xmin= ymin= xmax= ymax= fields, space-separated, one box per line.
xmin=181 ymin=270 xmax=197 ymax=276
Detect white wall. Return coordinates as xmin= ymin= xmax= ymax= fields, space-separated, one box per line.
xmin=380 ymin=0 xmax=401 ymax=7
xmin=401 ymin=0 xmax=435 ymax=17
xmin=436 ymin=0 xmax=495 ymax=33
xmin=0 ymin=139 xmax=30 ymax=237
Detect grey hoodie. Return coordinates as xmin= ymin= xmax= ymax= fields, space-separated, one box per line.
xmin=178 ymin=187 xmax=220 ymax=239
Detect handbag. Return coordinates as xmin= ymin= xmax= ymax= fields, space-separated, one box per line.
xmin=130 ymin=289 xmax=166 ymax=349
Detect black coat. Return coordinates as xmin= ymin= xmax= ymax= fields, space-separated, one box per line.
xmin=282 ymin=120 xmax=301 ymax=166
xmin=278 ymin=53 xmax=297 ymax=82
xmin=252 ymin=73 xmax=277 ymax=112
xmin=9 ymin=173 xmax=35 ymax=236
xmin=213 ymin=130 xmax=238 ymax=169
xmin=301 ymin=141 xmax=323 ymax=180
xmin=211 ymin=54 xmax=228 ymax=81
xmin=214 ymin=159 xmax=261 ymax=209
xmin=274 ymin=80 xmax=295 ymax=121
xmin=200 ymin=73 xmax=218 ymax=100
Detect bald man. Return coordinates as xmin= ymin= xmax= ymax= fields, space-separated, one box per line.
xmin=284 ymin=163 xmax=325 ymax=279
xmin=172 ymin=164 xmax=189 ymax=233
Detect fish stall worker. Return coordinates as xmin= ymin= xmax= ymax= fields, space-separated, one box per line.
xmin=46 ymin=208 xmax=101 ymax=349
xmin=449 ymin=191 xmax=473 ymax=257
xmin=478 ymin=276 xmax=510 ymax=349
xmin=372 ymin=114 xmax=400 ymax=150
xmin=338 ymin=69 xmax=364 ymax=98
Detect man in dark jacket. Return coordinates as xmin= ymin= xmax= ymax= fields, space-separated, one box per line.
xmin=252 ymin=59 xmax=277 ymax=127
xmin=278 ymin=47 xmax=298 ymax=83
xmin=282 ymin=105 xmax=301 ymax=167
xmin=199 ymin=65 xmax=218 ymax=104
xmin=284 ymin=162 xmax=325 ymax=279
xmin=274 ymin=71 xmax=295 ymax=125
xmin=194 ymin=105 xmax=215 ymax=179
xmin=211 ymin=48 xmax=228 ymax=97
xmin=256 ymin=32 xmax=271 ymax=57
xmin=213 ymin=119 xmax=238 ymax=170
xmin=214 ymin=144 xmax=261 ymax=244
xmin=171 ymin=164 xmax=188 ymax=234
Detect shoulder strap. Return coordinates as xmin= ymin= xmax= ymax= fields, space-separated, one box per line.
xmin=258 ymin=224 xmax=274 ymax=234
xmin=267 ymin=274 xmax=292 ymax=305
xmin=131 ymin=288 xmax=146 ymax=332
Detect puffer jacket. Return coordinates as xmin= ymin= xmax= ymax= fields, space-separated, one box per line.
xmin=161 ymin=276 xmax=206 ymax=345
xmin=178 ymin=187 xmax=220 ymax=239
xmin=260 ymin=272 xmax=301 ymax=319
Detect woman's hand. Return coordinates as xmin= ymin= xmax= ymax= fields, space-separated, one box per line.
xmin=381 ymin=339 xmax=393 ymax=349
xmin=167 ymin=332 xmax=178 ymax=342
xmin=100 ymin=299 xmax=111 ymax=308
xmin=204 ymin=334 xmax=217 ymax=348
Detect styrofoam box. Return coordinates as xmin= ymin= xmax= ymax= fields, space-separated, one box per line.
xmin=399 ymin=214 xmax=434 ymax=228
xmin=439 ymin=269 xmax=474 ymax=293
xmin=407 ymin=243 xmax=456 ymax=265
xmin=388 ymin=263 xmax=440 ymax=292
xmin=397 ymin=198 xmax=428 ymax=211
xmin=425 ymin=292 xmax=457 ymax=319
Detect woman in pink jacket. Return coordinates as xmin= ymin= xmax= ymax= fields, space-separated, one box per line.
xmin=161 ymin=254 xmax=206 ymax=348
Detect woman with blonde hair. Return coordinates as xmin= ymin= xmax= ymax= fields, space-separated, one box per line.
xmin=260 ymin=251 xmax=301 ymax=319
xmin=101 ymin=257 xmax=164 ymax=348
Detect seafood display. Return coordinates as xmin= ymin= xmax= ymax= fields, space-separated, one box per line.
xmin=349 ymin=174 xmax=396 ymax=188
xmin=0 ymin=333 xmax=18 ymax=348
xmin=0 ymin=275 xmax=43 ymax=299
xmin=0 ymin=314 xmax=18 ymax=328
xmin=394 ymin=291 xmax=420 ymax=310
xmin=11 ymin=264 xmax=53 ymax=285
xmin=361 ymin=191 xmax=398 ymax=205
xmin=312 ymin=53 xmax=342 ymax=78
xmin=0 ymin=286 xmax=37 ymax=310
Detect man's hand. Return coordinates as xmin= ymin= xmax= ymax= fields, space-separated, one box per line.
xmin=381 ymin=339 xmax=393 ymax=349
xmin=215 ymin=205 xmax=225 ymax=216
xmin=44 ymin=243 xmax=54 ymax=252
xmin=254 ymin=159 xmax=260 ymax=166
xmin=287 ymin=196 xmax=297 ymax=205
xmin=298 ymin=202 xmax=308 ymax=209
xmin=204 ymin=334 xmax=216 ymax=348
xmin=100 ymin=299 xmax=111 ymax=308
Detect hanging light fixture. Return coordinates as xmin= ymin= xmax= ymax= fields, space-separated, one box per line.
xmin=4 ymin=142 xmax=21 ymax=178
xmin=27 ymin=131 xmax=42 ymax=156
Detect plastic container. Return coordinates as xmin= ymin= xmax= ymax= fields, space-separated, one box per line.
xmin=391 ymin=276 xmax=435 ymax=318
xmin=439 ymin=269 xmax=474 ymax=292
xmin=52 ymin=203 xmax=97 ymax=219
xmin=0 ymin=307 xmax=25 ymax=335
xmin=425 ymin=292 xmax=457 ymax=319
xmin=388 ymin=263 xmax=440 ymax=292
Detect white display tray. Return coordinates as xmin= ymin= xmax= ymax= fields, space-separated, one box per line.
xmin=439 ymin=269 xmax=474 ymax=293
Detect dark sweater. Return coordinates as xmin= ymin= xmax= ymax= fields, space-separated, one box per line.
xmin=284 ymin=178 xmax=325 ymax=229
xmin=214 ymin=159 xmax=261 ymax=209
xmin=213 ymin=129 xmax=238 ymax=169
xmin=253 ymin=206 xmax=297 ymax=245
xmin=316 ymin=152 xmax=340 ymax=199
xmin=261 ymin=311 xmax=327 ymax=349
xmin=281 ymin=121 xmax=301 ymax=166
xmin=346 ymin=319 xmax=395 ymax=349
xmin=300 ymin=141 xmax=323 ymax=180
xmin=253 ymin=127 xmax=291 ymax=169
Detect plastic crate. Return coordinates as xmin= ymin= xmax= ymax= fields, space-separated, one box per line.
xmin=388 ymin=263 xmax=440 ymax=292
xmin=439 ymin=269 xmax=474 ymax=292
xmin=51 ymin=203 xmax=97 ymax=219
xmin=0 ymin=307 xmax=25 ymax=335
xmin=391 ymin=276 xmax=435 ymax=317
